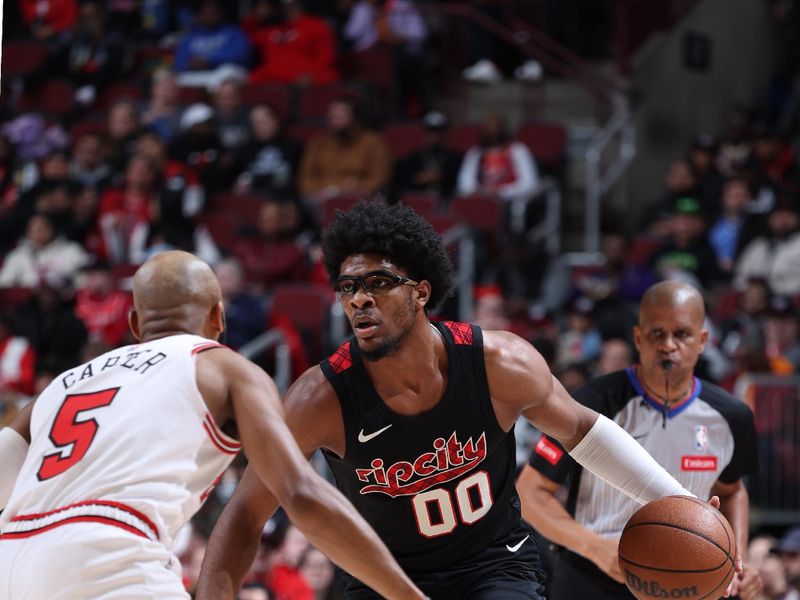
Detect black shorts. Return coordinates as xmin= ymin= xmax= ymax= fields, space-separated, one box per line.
xmin=341 ymin=523 xmax=547 ymax=600
xmin=550 ymin=550 xmax=634 ymax=600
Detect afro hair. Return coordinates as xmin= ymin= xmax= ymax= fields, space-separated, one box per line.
xmin=321 ymin=201 xmax=453 ymax=311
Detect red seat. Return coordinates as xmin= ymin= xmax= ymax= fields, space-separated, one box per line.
xmin=177 ymin=86 xmax=207 ymax=106
xmin=298 ymin=83 xmax=365 ymax=122
xmin=400 ymin=193 xmax=438 ymax=219
xmin=426 ymin=213 xmax=460 ymax=235
xmin=270 ymin=282 xmax=335 ymax=362
xmin=2 ymin=40 xmax=48 ymax=77
xmin=450 ymin=194 xmax=504 ymax=255
xmin=445 ymin=124 xmax=482 ymax=154
xmin=628 ymin=236 xmax=665 ymax=266
xmin=0 ymin=287 xmax=33 ymax=308
xmin=241 ymin=83 xmax=292 ymax=120
xmin=70 ymin=117 xmax=107 ymax=139
xmin=96 ymin=82 xmax=144 ymax=111
xmin=287 ymin=123 xmax=323 ymax=144
xmin=712 ymin=288 xmax=742 ymax=323
xmin=341 ymin=46 xmax=394 ymax=90
xmin=199 ymin=210 xmax=240 ymax=252
xmin=383 ymin=122 xmax=426 ymax=159
xmin=515 ymin=123 xmax=566 ymax=171
xmin=208 ymin=193 xmax=264 ymax=223
xmin=17 ymin=80 xmax=75 ymax=116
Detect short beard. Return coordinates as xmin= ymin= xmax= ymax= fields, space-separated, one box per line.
xmin=360 ymin=300 xmax=416 ymax=362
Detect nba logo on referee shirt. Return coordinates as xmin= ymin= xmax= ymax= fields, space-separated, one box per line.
xmin=694 ymin=425 xmax=708 ymax=453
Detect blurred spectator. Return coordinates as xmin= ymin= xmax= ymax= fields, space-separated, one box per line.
xmin=0 ymin=314 xmax=36 ymax=400
xmin=214 ymin=258 xmax=267 ymax=350
xmin=1 ymin=114 xmax=70 ymax=178
xmin=709 ymin=176 xmax=759 ymax=274
xmin=299 ymin=547 xmax=336 ymax=600
xmin=242 ymin=0 xmax=283 ymax=35
xmin=569 ymin=232 xmax=656 ymax=339
xmin=649 ymin=196 xmax=722 ymax=290
xmin=641 ymin=157 xmax=699 ymax=235
xmin=249 ymin=0 xmax=339 ymax=86
xmin=0 ymin=213 xmax=88 ymax=288
xmin=74 ymin=259 xmax=133 ymax=347
xmin=456 ymin=113 xmax=539 ymax=203
xmin=717 ymin=109 xmax=753 ymax=177
xmin=555 ymin=296 xmax=602 ymax=370
xmin=171 ymin=103 xmax=234 ymax=193
xmin=472 ymin=284 xmax=510 ymax=331
xmin=14 ymin=279 xmax=88 ymax=373
xmin=141 ymin=68 xmax=182 ymax=143
xmin=231 ymin=200 xmax=309 ymax=288
xmin=17 ymin=1 xmax=128 ymax=110
xmin=103 ymin=99 xmax=142 ymax=175
xmin=173 ymin=0 xmax=251 ymax=87
xmin=763 ymin=295 xmax=800 ymax=374
xmin=773 ymin=527 xmax=800 ymax=598
xmin=689 ymin=133 xmax=725 ymax=216
xmin=210 ymin=74 xmax=251 ymax=153
xmin=594 ymin=338 xmax=633 ymax=377
xmin=235 ymin=104 xmax=303 ymax=200
xmin=239 ymin=582 xmax=272 ymax=600
xmin=18 ymin=0 xmax=78 ymax=41
xmin=718 ymin=277 xmax=771 ymax=359
xmin=393 ymin=110 xmax=461 ymax=199
xmin=343 ymin=0 xmax=431 ymax=115
xmin=298 ymin=97 xmax=391 ymax=202
xmin=70 ymin=133 xmax=112 ymax=189
xmin=96 ymin=154 xmax=158 ymax=264
xmin=745 ymin=121 xmax=800 ymax=192
xmin=556 ymin=362 xmax=591 ymax=395
xmin=734 ymin=195 xmax=800 ymax=296
xmin=0 ymin=135 xmax=19 ymax=212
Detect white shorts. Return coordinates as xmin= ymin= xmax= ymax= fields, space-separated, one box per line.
xmin=0 ymin=522 xmax=189 ymax=600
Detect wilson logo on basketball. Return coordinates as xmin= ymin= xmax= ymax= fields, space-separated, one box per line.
xmin=681 ymin=455 xmax=718 ymax=471
xmin=355 ymin=432 xmax=486 ymax=497
xmin=624 ymin=572 xmax=699 ymax=598
xmin=534 ymin=437 xmax=563 ymax=465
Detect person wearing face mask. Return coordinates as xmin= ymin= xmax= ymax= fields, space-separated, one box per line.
xmin=298 ymin=97 xmax=391 ymax=204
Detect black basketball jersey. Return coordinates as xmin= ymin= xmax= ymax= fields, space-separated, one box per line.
xmin=320 ymin=321 xmax=521 ymax=572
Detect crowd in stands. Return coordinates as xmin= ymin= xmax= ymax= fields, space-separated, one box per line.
xmin=1 ymin=0 xmax=799 ymax=598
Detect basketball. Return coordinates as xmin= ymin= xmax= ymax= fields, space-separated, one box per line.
xmin=618 ymin=495 xmax=737 ymax=600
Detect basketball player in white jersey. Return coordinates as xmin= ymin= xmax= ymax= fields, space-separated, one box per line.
xmin=0 ymin=251 xmax=425 ymax=600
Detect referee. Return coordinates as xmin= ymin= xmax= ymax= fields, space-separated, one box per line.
xmin=517 ymin=281 xmax=763 ymax=600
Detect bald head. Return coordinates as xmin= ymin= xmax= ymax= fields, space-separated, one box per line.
xmin=639 ymin=281 xmax=705 ymax=326
xmin=131 ymin=251 xmax=223 ymax=341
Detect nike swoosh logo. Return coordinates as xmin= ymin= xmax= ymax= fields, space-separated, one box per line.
xmin=506 ymin=535 xmax=529 ymax=553
xmin=358 ymin=424 xmax=393 ymax=443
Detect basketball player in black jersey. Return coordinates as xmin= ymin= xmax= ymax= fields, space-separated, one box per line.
xmin=197 ymin=202 xmax=739 ymax=600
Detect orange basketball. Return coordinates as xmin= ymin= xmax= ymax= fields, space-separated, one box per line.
xmin=618 ymin=495 xmax=737 ymax=600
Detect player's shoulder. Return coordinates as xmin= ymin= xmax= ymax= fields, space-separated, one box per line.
xmin=697 ymin=378 xmax=754 ymax=422
xmin=284 ymin=364 xmax=338 ymax=414
xmin=481 ymin=328 xmax=539 ymax=366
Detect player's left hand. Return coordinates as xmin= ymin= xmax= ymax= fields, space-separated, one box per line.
xmin=728 ymin=564 xmax=763 ymax=600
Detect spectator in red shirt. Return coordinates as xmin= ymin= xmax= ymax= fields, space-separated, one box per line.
xmin=249 ymin=0 xmax=339 ymax=86
xmin=96 ymin=154 xmax=159 ymax=264
xmin=74 ymin=259 xmax=132 ymax=347
xmin=19 ymin=0 xmax=78 ymax=40
xmin=0 ymin=314 xmax=36 ymax=399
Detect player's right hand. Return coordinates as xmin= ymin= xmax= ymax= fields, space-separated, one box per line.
xmin=587 ymin=536 xmax=625 ymax=583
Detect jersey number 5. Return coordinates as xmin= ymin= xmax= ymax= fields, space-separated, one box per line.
xmin=37 ymin=388 xmax=120 ymax=481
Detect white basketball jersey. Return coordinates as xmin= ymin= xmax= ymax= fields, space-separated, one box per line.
xmin=0 ymin=334 xmax=241 ymax=548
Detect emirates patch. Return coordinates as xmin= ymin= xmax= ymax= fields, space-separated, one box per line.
xmin=534 ymin=437 xmax=563 ymax=465
xmin=681 ymin=455 xmax=718 ymax=471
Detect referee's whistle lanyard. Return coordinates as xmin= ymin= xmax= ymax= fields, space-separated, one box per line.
xmin=636 ymin=364 xmax=692 ymax=429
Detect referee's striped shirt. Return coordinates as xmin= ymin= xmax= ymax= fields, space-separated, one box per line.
xmin=528 ymin=367 xmax=758 ymax=539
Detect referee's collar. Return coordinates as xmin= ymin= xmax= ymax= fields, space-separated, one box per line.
xmin=625 ymin=366 xmax=702 ymax=418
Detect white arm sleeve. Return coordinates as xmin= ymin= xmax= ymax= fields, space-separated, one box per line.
xmin=0 ymin=427 xmax=29 ymax=510
xmin=569 ymin=414 xmax=694 ymax=505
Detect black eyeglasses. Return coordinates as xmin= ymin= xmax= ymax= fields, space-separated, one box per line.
xmin=333 ymin=270 xmax=419 ymax=297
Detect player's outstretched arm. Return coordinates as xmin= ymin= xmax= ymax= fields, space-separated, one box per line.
xmin=0 ymin=400 xmax=34 ymax=509
xmin=484 ymin=330 xmax=691 ymax=505
xmin=516 ymin=464 xmax=624 ymax=582
xmin=197 ymin=350 xmax=425 ymax=600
